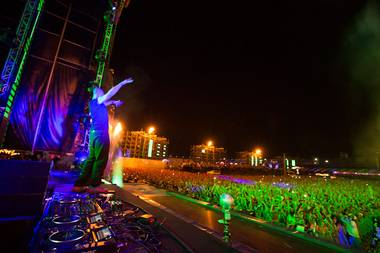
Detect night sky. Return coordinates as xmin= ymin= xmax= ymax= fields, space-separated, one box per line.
xmin=110 ymin=0 xmax=377 ymax=157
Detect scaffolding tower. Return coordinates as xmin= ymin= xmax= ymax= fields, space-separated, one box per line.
xmin=0 ymin=0 xmax=131 ymax=148
xmin=0 ymin=0 xmax=45 ymax=146
xmin=81 ymin=0 xmax=130 ymax=154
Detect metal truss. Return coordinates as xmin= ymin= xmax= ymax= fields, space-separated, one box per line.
xmin=95 ymin=21 xmax=114 ymax=86
xmin=0 ymin=0 xmax=40 ymax=94
xmin=0 ymin=0 xmax=44 ymax=146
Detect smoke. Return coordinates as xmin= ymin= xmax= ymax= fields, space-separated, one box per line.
xmin=111 ymin=150 xmax=124 ymax=188
xmin=344 ymin=1 xmax=380 ymax=164
xmin=113 ymin=65 xmax=153 ymax=129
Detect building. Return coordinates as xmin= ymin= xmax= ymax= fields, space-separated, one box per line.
xmin=121 ymin=130 xmax=169 ymax=159
xmin=236 ymin=150 xmax=264 ymax=167
xmin=190 ymin=143 xmax=226 ymax=163
xmin=165 ymin=157 xmax=193 ymax=170
xmin=235 ymin=151 xmax=252 ymax=165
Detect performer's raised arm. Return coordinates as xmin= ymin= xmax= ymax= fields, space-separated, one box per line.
xmin=98 ymin=77 xmax=133 ymax=104
xmin=104 ymin=100 xmax=124 ymax=107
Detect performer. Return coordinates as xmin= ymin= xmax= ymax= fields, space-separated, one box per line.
xmin=73 ymin=77 xmax=133 ymax=193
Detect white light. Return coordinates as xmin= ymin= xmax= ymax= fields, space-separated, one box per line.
xmin=148 ymin=126 xmax=155 ymax=134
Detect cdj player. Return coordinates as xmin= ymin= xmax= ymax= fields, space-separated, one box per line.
xmin=30 ymin=191 xmax=186 ymax=253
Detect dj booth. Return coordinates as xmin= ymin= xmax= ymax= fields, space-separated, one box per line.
xmin=30 ymin=190 xmax=189 ymax=252
xmin=0 ymin=159 xmax=238 ymax=253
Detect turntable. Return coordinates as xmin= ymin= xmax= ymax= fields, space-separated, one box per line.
xmin=31 ymin=191 xmax=187 ymax=253
xmin=52 ymin=215 xmax=81 ymax=226
xmin=58 ymin=197 xmax=79 ymax=205
xmin=49 ymin=229 xmax=86 ymax=245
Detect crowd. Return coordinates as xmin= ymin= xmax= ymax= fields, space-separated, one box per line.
xmin=123 ymin=167 xmax=380 ymax=252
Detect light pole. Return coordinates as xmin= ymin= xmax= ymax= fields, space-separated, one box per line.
xmin=252 ymin=148 xmax=262 ymax=167
xmin=142 ymin=126 xmax=155 ymax=158
xmin=207 ymin=140 xmax=213 ymax=164
xmin=255 ymin=148 xmax=262 ymax=167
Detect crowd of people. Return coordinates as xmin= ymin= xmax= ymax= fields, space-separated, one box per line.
xmin=123 ymin=167 xmax=380 ymax=252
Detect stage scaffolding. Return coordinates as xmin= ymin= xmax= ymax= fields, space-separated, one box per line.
xmin=0 ymin=0 xmax=130 ymax=154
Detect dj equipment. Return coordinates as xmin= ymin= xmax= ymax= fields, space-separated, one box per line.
xmin=30 ymin=191 xmax=178 ymax=253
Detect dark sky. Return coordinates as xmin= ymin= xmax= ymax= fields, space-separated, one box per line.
xmin=110 ymin=0 xmax=373 ymax=157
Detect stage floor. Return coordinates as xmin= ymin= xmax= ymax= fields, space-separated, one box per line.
xmin=120 ymin=183 xmax=351 ymax=253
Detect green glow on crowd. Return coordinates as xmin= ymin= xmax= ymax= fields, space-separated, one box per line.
xmin=122 ymin=166 xmax=380 ymax=251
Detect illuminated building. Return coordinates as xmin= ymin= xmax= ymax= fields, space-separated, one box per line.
xmin=235 ymin=151 xmax=252 ymax=165
xmin=236 ymin=149 xmax=265 ymax=167
xmin=121 ymin=130 xmax=169 ymax=159
xmin=190 ymin=143 xmax=226 ymax=163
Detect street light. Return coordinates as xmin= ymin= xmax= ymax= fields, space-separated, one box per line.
xmin=255 ymin=148 xmax=262 ymax=156
xmin=206 ymin=140 xmax=214 ymax=164
xmin=252 ymin=148 xmax=263 ymax=167
xmin=148 ymin=126 xmax=155 ymax=134
xmin=142 ymin=126 xmax=155 ymax=158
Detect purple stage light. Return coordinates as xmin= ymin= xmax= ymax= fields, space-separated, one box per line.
xmin=272 ymin=182 xmax=293 ymax=189
xmin=217 ymin=175 xmax=256 ymax=185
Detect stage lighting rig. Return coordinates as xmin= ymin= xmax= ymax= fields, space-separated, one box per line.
xmin=218 ymin=193 xmax=234 ymax=244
